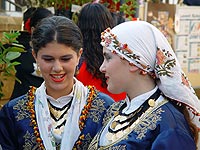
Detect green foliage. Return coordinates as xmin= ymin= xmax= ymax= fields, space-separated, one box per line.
xmin=100 ymin=0 xmax=138 ymax=20
xmin=0 ymin=31 xmax=25 ymax=99
xmin=120 ymin=0 xmax=138 ymax=20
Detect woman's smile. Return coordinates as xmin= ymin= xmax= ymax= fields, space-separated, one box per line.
xmin=50 ymin=74 xmax=66 ymax=82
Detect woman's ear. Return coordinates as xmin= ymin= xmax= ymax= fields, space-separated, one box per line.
xmin=77 ymin=48 xmax=83 ymax=66
xmin=79 ymin=48 xmax=83 ymax=57
xmin=129 ymin=64 xmax=139 ymax=72
xmin=32 ymin=50 xmax=37 ymax=61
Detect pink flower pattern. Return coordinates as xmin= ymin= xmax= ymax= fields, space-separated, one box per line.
xmin=156 ymin=49 xmax=166 ymax=65
xmin=155 ymin=48 xmax=176 ymax=77
xmin=181 ymin=73 xmax=190 ymax=88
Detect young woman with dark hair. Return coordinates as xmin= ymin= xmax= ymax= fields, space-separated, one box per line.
xmin=76 ymin=2 xmax=126 ymax=101
xmin=0 ymin=16 xmax=114 ymax=150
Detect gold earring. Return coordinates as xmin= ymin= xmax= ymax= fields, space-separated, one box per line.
xmin=36 ymin=64 xmax=41 ymax=76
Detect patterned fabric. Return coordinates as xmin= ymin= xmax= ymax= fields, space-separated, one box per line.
xmin=88 ymin=97 xmax=196 ymax=150
xmin=100 ymin=21 xmax=200 ymax=128
xmin=0 ymin=85 xmax=114 ymax=150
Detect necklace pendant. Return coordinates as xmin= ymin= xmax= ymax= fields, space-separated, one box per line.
xmin=115 ymin=124 xmax=122 ymax=130
xmin=148 ymin=99 xmax=155 ymax=107
xmin=111 ymin=121 xmax=117 ymax=129
xmin=114 ymin=115 xmax=127 ymax=122
xmin=114 ymin=115 xmax=121 ymax=121
xmin=53 ymin=128 xmax=62 ymax=135
xmin=114 ymin=111 xmax=119 ymax=117
xmin=54 ymin=111 xmax=59 ymax=118
xmin=53 ymin=110 xmax=60 ymax=118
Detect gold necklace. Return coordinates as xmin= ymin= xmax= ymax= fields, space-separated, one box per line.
xmin=26 ymin=85 xmax=96 ymax=149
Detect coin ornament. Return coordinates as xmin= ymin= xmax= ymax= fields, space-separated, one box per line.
xmin=116 ymin=130 xmax=124 ymax=139
xmin=106 ymin=132 xmax=113 ymax=140
xmin=111 ymin=121 xmax=117 ymax=129
xmin=148 ymin=99 xmax=155 ymax=107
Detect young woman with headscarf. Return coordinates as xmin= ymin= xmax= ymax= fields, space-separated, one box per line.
xmin=88 ymin=21 xmax=200 ymax=150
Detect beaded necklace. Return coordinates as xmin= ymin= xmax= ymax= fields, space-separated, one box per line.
xmin=26 ymin=85 xmax=96 ymax=149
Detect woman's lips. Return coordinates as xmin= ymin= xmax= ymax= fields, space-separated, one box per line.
xmin=50 ymin=74 xmax=66 ymax=82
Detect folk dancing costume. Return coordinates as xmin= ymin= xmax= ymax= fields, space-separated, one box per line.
xmin=88 ymin=21 xmax=200 ymax=150
xmin=0 ymin=78 xmax=114 ymax=150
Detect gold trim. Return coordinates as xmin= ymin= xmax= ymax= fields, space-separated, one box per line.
xmin=96 ymin=98 xmax=168 ymax=149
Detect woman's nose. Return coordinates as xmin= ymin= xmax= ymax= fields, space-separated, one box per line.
xmin=99 ymin=62 xmax=105 ymax=73
xmin=52 ymin=61 xmax=63 ymax=72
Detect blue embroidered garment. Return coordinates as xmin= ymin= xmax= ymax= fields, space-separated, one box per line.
xmin=88 ymin=98 xmax=197 ymax=150
xmin=0 ymin=86 xmax=114 ymax=150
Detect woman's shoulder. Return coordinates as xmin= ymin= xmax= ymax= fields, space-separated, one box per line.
xmin=0 ymin=94 xmax=29 ymax=119
xmin=4 ymin=94 xmax=28 ymax=108
xmin=89 ymin=87 xmax=115 ymax=105
xmin=154 ymin=100 xmax=191 ymax=133
xmin=97 ymin=91 xmax=114 ymax=102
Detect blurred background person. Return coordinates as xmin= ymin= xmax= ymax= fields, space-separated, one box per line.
xmin=76 ymin=2 xmax=126 ymax=101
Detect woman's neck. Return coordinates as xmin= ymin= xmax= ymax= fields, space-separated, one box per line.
xmin=127 ymin=74 xmax=156 ymax=100
xmin=45 ymin=80 xmax=75 ymax=100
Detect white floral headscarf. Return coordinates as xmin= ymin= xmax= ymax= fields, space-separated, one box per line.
xmin=101 ymin=21 xmax=200 ymax=128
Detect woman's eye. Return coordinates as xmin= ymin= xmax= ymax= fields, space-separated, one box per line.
xmin=105 ymin=55 xmax=111 ymax=60
xmin=41 ymin=55 xmax=54 ymax=62
xmin=61 ymin=57 xmax=72 ymax=62
xmin=103 ymin=52 xmax=112 ymax=61
xmin=43 ymin=58 xmax=53 ymax=62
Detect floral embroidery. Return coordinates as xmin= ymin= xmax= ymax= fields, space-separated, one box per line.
xmin=134 ymin=108 xmax=164 ymax=140
xmin=100 ymin=145 xmax=127 ymax=150
xmin=101 ymin=28 xmax=153 ymax=72
xmin=101 ymin=28 xmax=140 ymax=60
xmin=181 ymin=73 xmax=190 ymax=88
xmin=23 ymin=131 xmax=38 ymax=150
xmin=13 ymin=97 xmax=30 ymax=121
xmin=155 ymin=47 xmax=176 ymax=77
xmin=106 ymin=145 xmax=126 ymax=150
xmin=156 ymin=49 xmax=166 ymax=65
xmin=88 ymin=97 xmax=107 ymax=123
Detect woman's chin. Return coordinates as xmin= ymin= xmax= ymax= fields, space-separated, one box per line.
xmin=107 ymin=87 xmax=121 ymax=94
